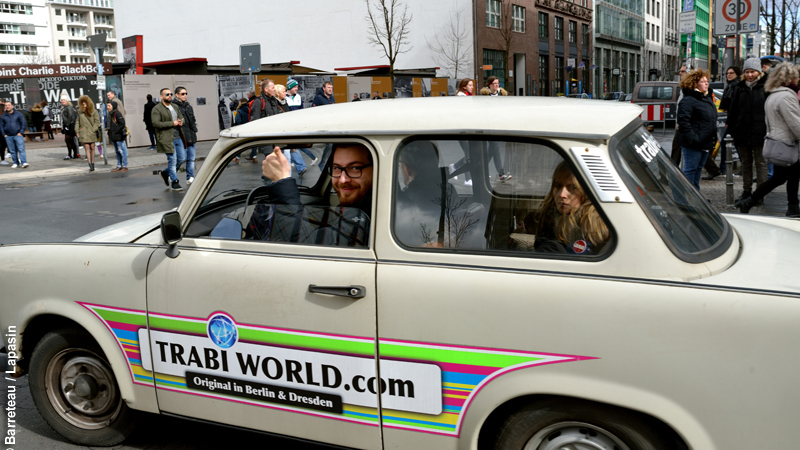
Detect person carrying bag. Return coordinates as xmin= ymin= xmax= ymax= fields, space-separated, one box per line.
xmin=736 ymin=62 xmax=800 ymax=217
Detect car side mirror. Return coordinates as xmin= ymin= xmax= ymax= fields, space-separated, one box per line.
xmin=161 ymin=211 xmax=182 ymax=259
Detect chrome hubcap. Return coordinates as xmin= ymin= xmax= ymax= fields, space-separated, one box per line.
xmin=523 ymin=421 xmax=631 ymax=450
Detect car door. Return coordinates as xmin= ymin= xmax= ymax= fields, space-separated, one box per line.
xmin=143 ymin=141 xmax=382 ymax=449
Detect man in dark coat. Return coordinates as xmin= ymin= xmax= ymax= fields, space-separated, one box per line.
xmin=143 ymin=94 xmax=156 ymax=149
xmin=173 ymin=86 xmax=199 ymax=184
xmin=151 ymin=87 xmax=185 ymax=191
xmin=60 ymin=94 xmax=79 ymax=159
xmin=246 ymin=78 xmax=282 ymax=162
xmin=312 ymin=82 xmax=335 ymax=106
xmin=727 ymin=57 xmax=769 ymax=200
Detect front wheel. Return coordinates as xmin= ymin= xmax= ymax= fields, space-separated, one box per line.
xmin=29 ymin=328 xmax=138 ymax=446
xmin=492 ymin=399 xmax=681 ymax=450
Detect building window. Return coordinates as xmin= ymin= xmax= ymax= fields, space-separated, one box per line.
xmin=512 ymin=5 xmax=525 ymax=33
xmin=538 ymin=12 xmax=548 ymax=38
xmin=57 ymin=24 xmax=63 ymax=31
xmin=58 ymin=39 xmax=64 ymax=46
xmin=582 ymin=23 xmax=589 ymax=46
xmin=67 ymin=12 xmax=86 ymax=23
xmin=555 ymin=56 xmax=564 ymax=94
xmin=646 ymin=0 xmax=650 ymax=14
xmin=55 ymin=8 xmax=61 ymax=15
xmin=569 ymin=20 xmax=577 ymax=43
xmin=486 ymin=0 xmax=501 ymax=28
xmin=0 ymin=44 xmax=36 ymax=55
xmin=657 ymin=1 xmax=660 ymax=17
xmin=657 ymin=25 xmax=660 ymax=42
xmin=69 ymin=27 xmax=86 ymax=37
xmin=71 ymin=56 xmax=88 ymax=63
xmin=554 ymin=17 xmax=563 ymax=41
xmin=94 ymin=14 xmax=112 ymax=26
xmin=60 ymin=55 xmax=66 ymax=62
xmin=538 ymin=55 xmax=548 ymax=96
xmin=483 ymin=49 xmax=507 ymax=87
xmin=0 ymin=24 xmax=35 ymax=35
xmin=69 ymin=42 xmax=88 ymax=53
xmin=0 ymin=3 xmax=32 ymax=14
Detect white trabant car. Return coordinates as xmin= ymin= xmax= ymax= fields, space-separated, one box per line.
xmin=2 ymin=97 xmax=799 ymax=450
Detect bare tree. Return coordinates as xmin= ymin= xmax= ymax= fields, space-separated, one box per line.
xmin=495 ymin=0 xmax=516 ymax=90
xmin=365 ymin=0 xmax=413 ymax=98
xmin=426 ymin=6 xmax=473 ymax=79
xmin=17 ymin=53 xmax=54 ymax=65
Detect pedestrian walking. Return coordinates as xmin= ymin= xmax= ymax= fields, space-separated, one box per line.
xmin=143 ymin=94 xmax=157 ymax=149
xmin=714 ymin=66 xmax=743 ymax=177
xmin=30 ymin=103 xmax=43 ymax=136
xmin=677 ymin=69 xmax=717 ymax=191
xmin=736 ymin=62 xmax=800 ymax=217
xmin=0 ymin=100 xmax=8 ymax=165
xmin=456 ymin=79 xmax=474 ymax=96
xmin=107 ymin=90 xmax=126 ymax=118
xmin=233 ymin=98 xmax=249 ymax=125
xmin=1 ymin=102 xmax=28 ymax=168
xmin=77 ymin=95 xmax=101 ymax=172
xmin=41 ymin=100 xmax=54 ymax=140
xmin=312 ymin=81 xmax=335 ymax=106
xmin=479 ymin=76 xmax=511 ymax=182
xmin=60 ymin=94 xmax=80 ymax=159
xmin=246 ymin=78 xmax=282 ymax=162
xmin=671 ymin=65 xmax=688 ymax=164
xmin=151 ymin=88 xmax=185 ymax=191
xmin=173 ymin=86 xmax=197 ymax=184
xmin=275 ymin=84 xmax=307 ymax=175
xmin=727 ymin=57 xmax=768 ymax=202
xmin=106 ymin=101 xmax=128 ymax=172
xmin=286 ymin=79 xmax=317 ymax=165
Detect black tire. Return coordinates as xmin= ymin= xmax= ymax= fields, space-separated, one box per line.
xmin=28 ymin=328 xmax=138 ymax=446
xmin=492 ymin=398 xmax=680 ymax=450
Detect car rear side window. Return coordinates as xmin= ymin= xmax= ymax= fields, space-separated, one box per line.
xmin=612 ymin=125 xmax=730 ymax=261
xmin=391 ymin=138 xmax=613 ymax=258
xmin=638 ymin=86 xmax=674 ymax=100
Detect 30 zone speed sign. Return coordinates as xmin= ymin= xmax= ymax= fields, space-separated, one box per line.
xmin=713 ymin=0 xmax=758 ymax=36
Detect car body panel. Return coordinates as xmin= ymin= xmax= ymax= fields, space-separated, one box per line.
xmin=3 ymin=97 xmax=800 ymax=449
xmin=75 ymin=211 xmax=166 ymax=243
xmin=0 ymin=243 xmax=160 ymax=414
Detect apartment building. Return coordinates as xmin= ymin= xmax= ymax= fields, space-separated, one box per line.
xmin=0 ymin=0 xmax=50 ymax=64
xmin=47 ymin=0 xmax=117 ymax=64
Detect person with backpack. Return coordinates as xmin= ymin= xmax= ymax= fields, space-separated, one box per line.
xmin=106 ymin=101 xmax=128 ymax=172
xmin=233 ymin=98 xmax=249 ymax=125
xmin=245 ymin=78 xmax=281 ymax=162
xmin=60 ymin=94 xmax=79 ymax=159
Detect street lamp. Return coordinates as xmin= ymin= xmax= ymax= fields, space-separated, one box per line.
xmin=86 ymin=33 xmax=109 ymax=165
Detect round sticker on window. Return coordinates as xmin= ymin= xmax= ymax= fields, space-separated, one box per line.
xmin=572 ymin=240 xmax=587 ymax=254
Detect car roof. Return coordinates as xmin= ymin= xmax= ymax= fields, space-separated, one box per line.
xmin=222 ymin=97 xmax=643 ymax=141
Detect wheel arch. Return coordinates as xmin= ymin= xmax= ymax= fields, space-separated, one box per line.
xmin=455 ymin=371 xmax=712 ymax=450
xmin=16 ymin=301 xmax=159 ymax=415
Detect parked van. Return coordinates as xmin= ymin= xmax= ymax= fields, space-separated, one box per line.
xmin=631 ymin=81 xmax=680 ymax=122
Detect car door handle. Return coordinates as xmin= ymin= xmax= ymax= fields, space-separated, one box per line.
xmin=308 ymin=285 xmax=366 ymax=299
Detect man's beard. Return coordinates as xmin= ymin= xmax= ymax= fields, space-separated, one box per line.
xmin=163 ymin=99 xmax=171 ymax=104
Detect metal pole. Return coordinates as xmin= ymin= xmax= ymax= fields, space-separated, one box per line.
xmin=95 ymin=48 xmax=109 ymax=165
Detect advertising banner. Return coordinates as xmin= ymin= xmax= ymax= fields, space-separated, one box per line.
xmin=122 ymin=35 xmax=144 ymax=75
xmin=0 ymin=63 xmax=112 ymax=79
xmin=0 ymin=76 xmax=98 ymax=128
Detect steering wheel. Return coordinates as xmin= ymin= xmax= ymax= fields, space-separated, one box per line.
xmin=246 ymin=184 xmax=272 ymax=206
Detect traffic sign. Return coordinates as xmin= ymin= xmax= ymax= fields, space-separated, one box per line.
xmin=96 ymin=74 xmax=106 ymax=91
xmin=714 ymin=0 xmax=759 ymax=36
xmin=680 ymin=10 xmax=696 ymax=34
xmin=239 ymin=43 xmax=261 ymax=74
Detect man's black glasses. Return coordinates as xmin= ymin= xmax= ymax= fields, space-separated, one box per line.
xmin=328 ymin=164 xmax=372 ymax=178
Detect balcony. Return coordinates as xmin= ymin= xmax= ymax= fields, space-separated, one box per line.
xmin=93 ymin=22 xmax=113 ymax=29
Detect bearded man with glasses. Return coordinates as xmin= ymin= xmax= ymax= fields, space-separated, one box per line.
xmin=151 ymin=87 xmax=185 ymax=191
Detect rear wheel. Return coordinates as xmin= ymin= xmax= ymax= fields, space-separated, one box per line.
xmin=29 ymin=328 xmax=137 ymax=446
xmin=492 ymin=399 xmax=677 ymax=450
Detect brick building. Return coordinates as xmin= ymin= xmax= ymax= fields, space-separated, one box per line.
xmin=476 ymin=0 xmax=593 ymax=96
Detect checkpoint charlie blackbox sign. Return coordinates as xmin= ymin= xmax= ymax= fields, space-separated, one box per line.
xmin=0 ymin=63 xmax=113 ymax=79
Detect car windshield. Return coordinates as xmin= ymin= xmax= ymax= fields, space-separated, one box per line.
xmin=612 ymin=126 xmax=729 ymax=261
xmin=637 ymin=86 xmax=674 ymax=100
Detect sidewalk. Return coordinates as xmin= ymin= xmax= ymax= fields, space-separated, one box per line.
xmin=654 ymin=129 xmax=788 ymax=218
xmin=0 ymin=137 xmax=216 ymax=184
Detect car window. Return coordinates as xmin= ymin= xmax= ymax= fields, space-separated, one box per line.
xmin=613 ymin=126 xmax=729 ymax=260
xmin=392 ymin=138 xmax=613 ymax=257
xmin=637 ymin=86 xmax=674 ymax=100
xmin=184 ymin=142 xmax=372 ymax=248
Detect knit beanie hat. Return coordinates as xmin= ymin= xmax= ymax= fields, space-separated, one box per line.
xmin=742 ymin=57 xmax=761 ymax=73
xmin=286 ymin=79 xmax=298 ymax=90
xmin=60 ymin=92 xmax=69 ymax=101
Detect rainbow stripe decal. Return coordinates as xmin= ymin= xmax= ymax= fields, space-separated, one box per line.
xmin=80 ymin=303 xmax=595 ymax=437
